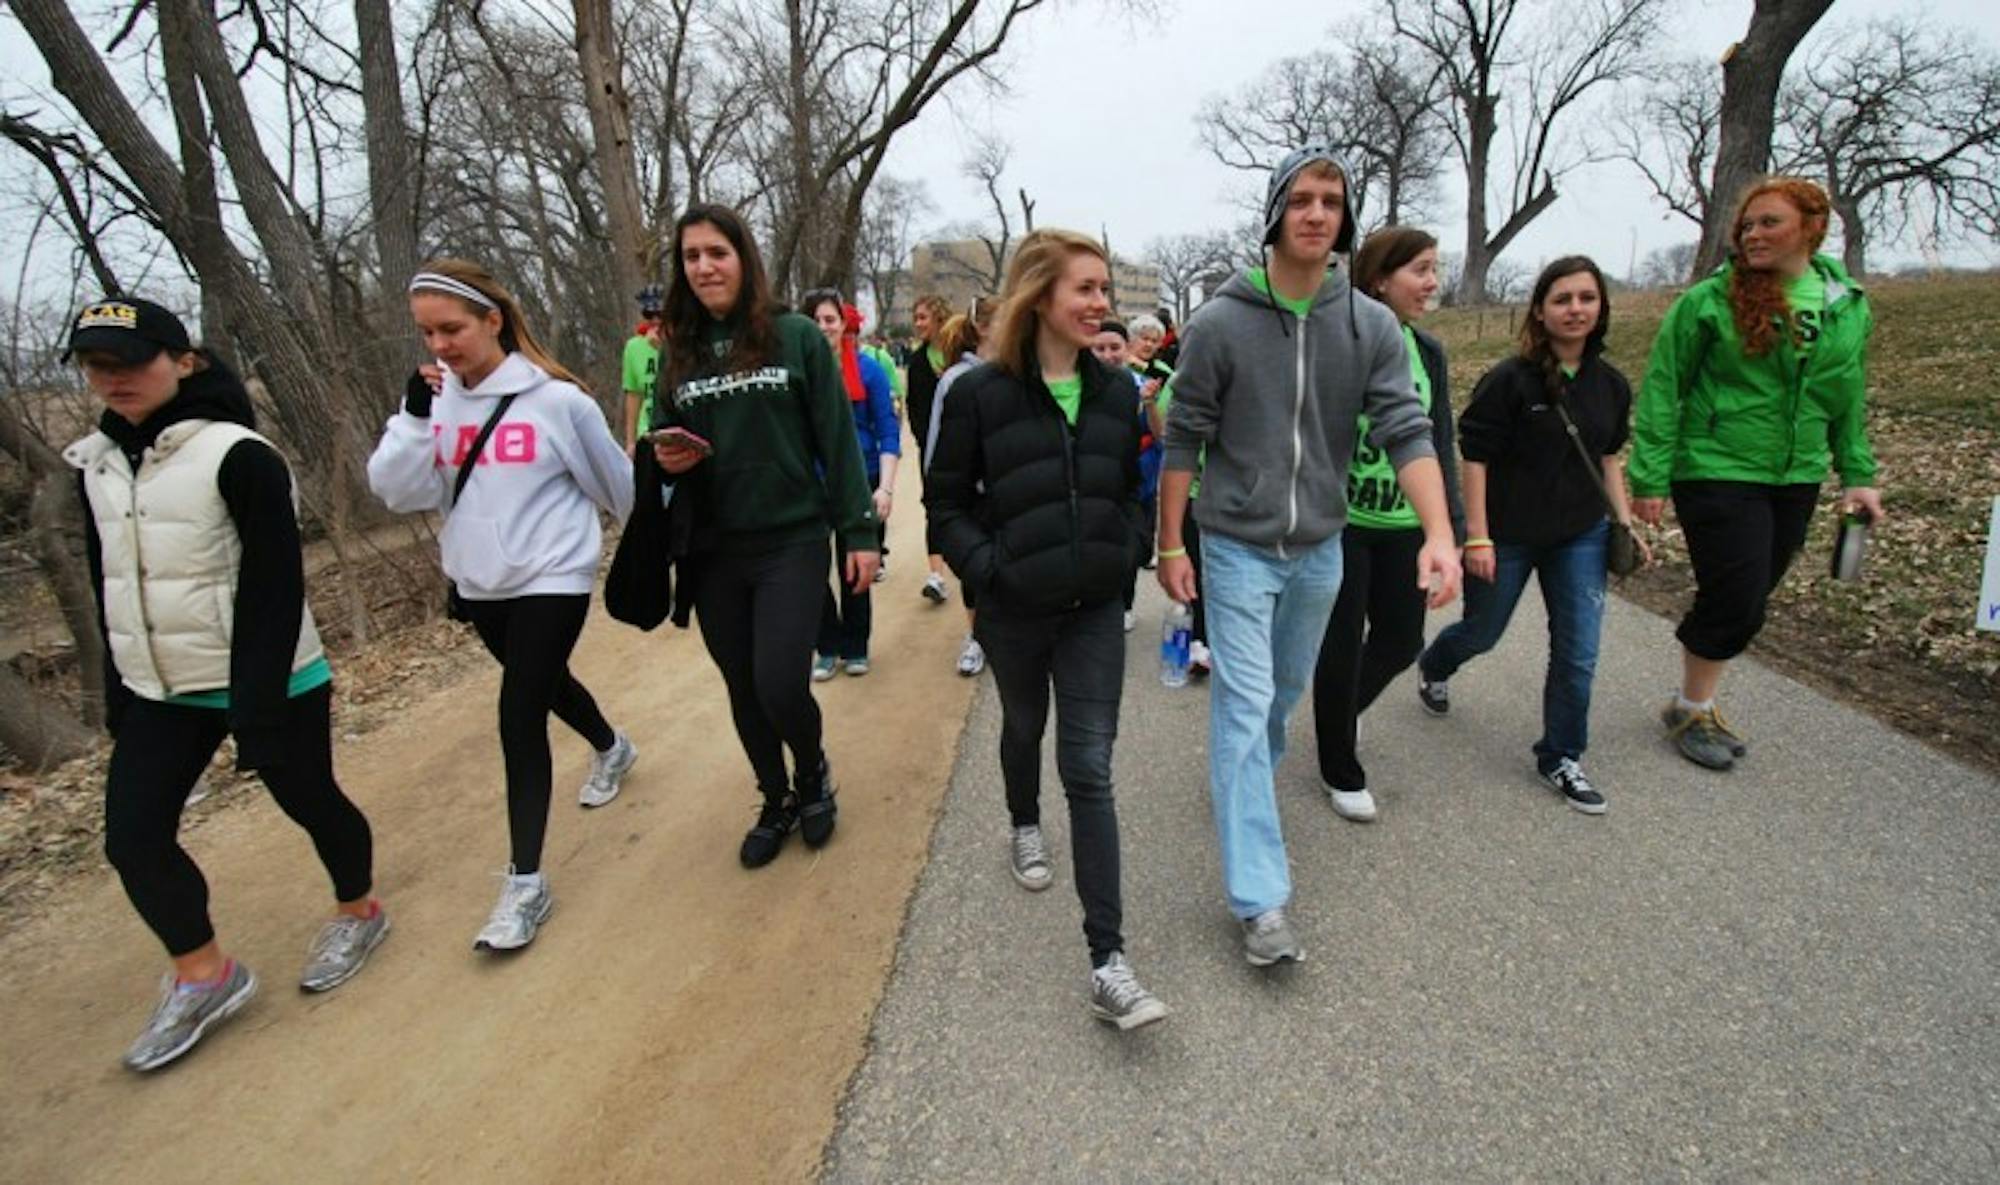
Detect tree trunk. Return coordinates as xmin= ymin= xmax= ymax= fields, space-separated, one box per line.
xmin=1833 ymin=193 xmax=1868 ymax=277
xmin=355 ymin=0 xmax=421 ymax=364
xmin=0 ymin=398 xmax=105 ymax=730
xmin=1459 ymin=90 xmax=1499 ymax=303
xmin=0 ymin=663 xmax=97 ymax=771
xmin=1696 ymin=0 xmax=1835 ymax=275
xmin=573 ymin=0 xmax=651 ymax=308
xmin=156 ymin=0 xmax=233 ymax=364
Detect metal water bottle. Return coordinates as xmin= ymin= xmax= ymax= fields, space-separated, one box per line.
xmin=1831 ymin=510 xmax=1871 ymax=582
xmin=1160 ymin=601 xmax=1192 ymax=687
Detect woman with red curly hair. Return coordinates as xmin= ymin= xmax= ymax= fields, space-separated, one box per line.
xmin=1628 ymin=177 xmax=1884 ymax=772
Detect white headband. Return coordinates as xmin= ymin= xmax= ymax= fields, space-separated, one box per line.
xmin=408 ymin=272 xmax=498 ymax=310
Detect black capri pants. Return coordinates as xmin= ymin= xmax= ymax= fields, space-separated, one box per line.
xmin=1671 ymin=480 xmax=1820 ymax=661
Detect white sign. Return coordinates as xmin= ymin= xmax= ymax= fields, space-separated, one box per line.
xmin=1981 ymin=496 xmax=2000 ymax=633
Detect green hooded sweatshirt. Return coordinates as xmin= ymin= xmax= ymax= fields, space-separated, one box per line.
xmin=1628 ymin=253 xmax=1876 ymax=497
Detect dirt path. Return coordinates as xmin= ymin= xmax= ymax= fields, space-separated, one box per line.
xmin=0 ymin=463 xmax=974 ymax=1183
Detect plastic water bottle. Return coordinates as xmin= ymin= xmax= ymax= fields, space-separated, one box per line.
xmin=1160 ymin=601 xmax=1192 ymax=687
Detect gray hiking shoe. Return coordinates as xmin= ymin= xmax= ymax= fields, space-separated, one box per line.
xmin=122 ymin=960 xmax=258 ymax=1072
xmin=300 ymin=908 xmax=391 ymax=992
xmin=1662 ymin=702 xmax=1738 ymax=770
xmin=1009 ymin=824 xmax=1053 ymax=892
xmin=1089 ymin=953 xmax=1169 ymax=1031
xmin=579 ymin=731 xmax=638 ymax=808
xmin=474 ymin=868 xmax=554 ymax=951
xmin=1242 ymin=908 xmax=1304 ymax=967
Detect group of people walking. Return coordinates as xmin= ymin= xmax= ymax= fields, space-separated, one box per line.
xmin=63 ymin=142 xmax=1874 ymax=1063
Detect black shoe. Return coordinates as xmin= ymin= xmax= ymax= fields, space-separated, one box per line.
xmin=740 ymin=793 xmax=798 ymax=868
xmin=1540 ymin=758 xmax=1606 ymax=815
xmin=1417 ymin=675 xmax=1450 ymax=717
xmin=797 ymin=757 xmax=838 ymax=849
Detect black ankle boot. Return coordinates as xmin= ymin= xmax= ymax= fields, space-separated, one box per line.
xmin=796 ymin=756 xmax=838 ymax=849
xmin=739 ymin=792 xmax=798 ymax=868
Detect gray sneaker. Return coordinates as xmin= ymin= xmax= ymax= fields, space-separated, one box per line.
xmin=1089 ymin=953 xmax=1169 ymax=1031
xmin=579 ymin=731 xmax=638 ymax=808
xmin=474 ymin=868 xmax=554 ymax=951
xmin=1242 ymin=908 xmax=1303 ymax=967
xmin=1662 ymin=702 xmax=1737 ymax=770
xmin=299 ymin=908 xmax=391 ymax=992
xmin=122 ymin=960 xmax=258 ymax=1072
xmin=1009 ymin=825 xmax=1053 ymax=891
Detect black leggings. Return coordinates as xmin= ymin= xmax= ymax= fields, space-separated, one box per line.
xmin=460 ymin=594 xmax=616 ymax=873
xmin=1184 ymin=503 xmax=1207 ymax=644
xmin=816 ymin=539 xmax=874 ymax=660
xmin=1312 ymin=525 xmax=1427 ymax=790
xmin=694 ymin=538 xmax=830 ymax=799
xmin=1672 ymin=480 xmax=1819 ymax=661
xmin=103 ymin=684 xmax=373 ymax=957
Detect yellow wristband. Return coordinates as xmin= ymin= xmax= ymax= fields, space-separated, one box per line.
xmin=1158 ymin=547 xmax=1188 ymax=559
xmin=1463 ymin=539 xmax=1494 ymax=550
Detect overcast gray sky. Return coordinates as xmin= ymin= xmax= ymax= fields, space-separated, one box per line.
xmin=883 ymin=0 xmax=2000 ymax=280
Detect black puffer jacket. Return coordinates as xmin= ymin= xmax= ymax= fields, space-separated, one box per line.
xmin=925 ymin=350 xmax=1143 ymax=613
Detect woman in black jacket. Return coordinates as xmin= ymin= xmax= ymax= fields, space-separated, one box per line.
xmin=925 ymin=228 xmax=1166 ymax=1032
xmin=1311 ymin=227 xmax=1466 ymax=823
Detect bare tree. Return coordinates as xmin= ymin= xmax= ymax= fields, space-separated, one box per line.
xmin=573 ymin=0 xmax=652 ymax=308
xmin=1635 ymin=240 xmax=1700 ymax=288
xmin=856 ymin=174 xmax=932 ymax=328
xmin=1777 ymin=17 xmax=2000 ymax=277
xmin=1615 ymin=57 xmax=1721 ymax=234
xmin=1387 ymin=0 xmax=1664 ymax=302
xmin=1146 ymin=232 xmax=1235 ymax=323
xmin=1695 ymin=0 xmax=1835 ymax=275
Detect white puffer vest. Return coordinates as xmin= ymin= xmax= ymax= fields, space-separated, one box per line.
xmin=65 ymin=420 xmax=323 ymax=700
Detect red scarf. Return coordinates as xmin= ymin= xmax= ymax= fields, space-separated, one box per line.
xmin=839 ymin=304 xmax=866 ymax=402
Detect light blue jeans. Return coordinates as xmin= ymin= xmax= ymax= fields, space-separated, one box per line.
xmin=1200 ymin=530 xmax=1345 ymax=919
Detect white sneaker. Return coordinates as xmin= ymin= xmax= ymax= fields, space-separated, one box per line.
xmin=1122 ymin=610 xmax=1136 ymax=633
xmin=474 ymin=868 xmax=554 ymax=951
xmin=579 ymin=731 xmax=637 ymax=808
xmin=1328 ymin=787 xmax=1377 ymax=822
xmin=1189 ymin=640 xmax=1211 ymax=676
xmin=921 ymin=573 xmax=948 ymax=604
xmin=956 ymin=636 xmax=985 ymax=676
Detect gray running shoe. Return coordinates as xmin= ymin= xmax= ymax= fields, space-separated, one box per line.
xmin=1089 ymin=953 xmax=1169 ymax=1031
xmin=299 ymin=908 xmax=391 ymax=992
xmin=122 ymin=960 xmax=258 ymax=1072
xmin=579 ymin=730 xmax=638 ymax=808
xmin=1662 ymin=702 xmax=1737 ymax=770
xmin=474 ymin=868 xmax=554 ymax=951
xmin=1242 ymin=908 xmax=1303 ymax=967
xmin=956 ymin=637 xmax=985 ymax=677
xmin=1009 ymin=825 xmax=1053 ymax=892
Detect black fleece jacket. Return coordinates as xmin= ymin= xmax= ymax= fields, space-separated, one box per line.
xmin=81 ymin=358 xmax=309 ymax=770
xmin=1458 ymin=352 xmax=1632 ymax=548
xmin=924 ymin=349 xmax=1144 ymax=614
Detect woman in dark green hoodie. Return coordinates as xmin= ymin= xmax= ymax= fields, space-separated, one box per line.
xmin=651 ymin=204 xmax=880 ymax=867
xmin=1629 ymin=177 xmax=1883 ymax=772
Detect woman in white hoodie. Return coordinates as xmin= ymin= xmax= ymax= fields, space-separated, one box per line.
xmin=368 ymin=258 xmax=637 ymax=953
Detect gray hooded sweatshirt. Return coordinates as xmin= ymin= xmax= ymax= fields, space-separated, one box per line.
xmin=1162 ymin=267 xmax=1437 ymax=552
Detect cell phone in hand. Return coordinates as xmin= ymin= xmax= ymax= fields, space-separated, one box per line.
xmin=648 ymin=426 xmax=714 ymax=457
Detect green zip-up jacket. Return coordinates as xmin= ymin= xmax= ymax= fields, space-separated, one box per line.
xmin=658 ymin=312 xmax=878 ymax=555
xmin=1629 ymin=253 xmax=1876 ymax=496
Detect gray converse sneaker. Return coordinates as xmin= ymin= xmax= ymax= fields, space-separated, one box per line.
xmin=299 ymin=908 xmax=391 ymax=992
xmin=122 ymin=960 xmax=258 ymax=1072
xmin=1089 ymin=953 xmax=1168 ymax=1031
xmin=474 ymin=868 xmax=554 ymax=951
xmin=579 ymin=731 xmax=638 ymax=808
xmin=1242 ymin=908 xmax=1303 ymax=967
xmin=1009 ymin=824 xmax=1053 ymax=892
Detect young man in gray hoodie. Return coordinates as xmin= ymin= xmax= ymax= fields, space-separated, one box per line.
xmin=1158 ymin=146 xmax=1462 ymax=966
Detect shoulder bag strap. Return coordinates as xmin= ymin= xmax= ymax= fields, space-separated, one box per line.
xmin=1551 ymin=396 xmax=1621 ymax=521
xmin=450 ymin=393 xmax=520 ymax=507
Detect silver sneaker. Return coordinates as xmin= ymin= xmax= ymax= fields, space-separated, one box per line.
xmin=122 ymin=961 xmax=258 ymax=1072
xmin=474 ymin=868 xmax=554 ymax=951
xmin=1242 ymin=908 xmax=1304 ymax=967
xmin=300 ymin=908 xmax=391 ymax=992
xmin=1009 ymin=825 xmax=1053 ymax=891
xmin=1089 ymin=953 xmax=1169 ymax=1031
xmin=956 ymin=636 xmax=985 ymax=677
xmin=579 ymin=731 xmax=638 ymax=808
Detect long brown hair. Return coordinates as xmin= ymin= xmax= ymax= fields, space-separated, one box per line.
xmin=935 ymin=312 xmax=980 ymax=362
xmin=1351 ymin=227 xmax=1438 ymax=307
xmin=664 ymin=203 xmax=777 ymax=385
xmin=1518 ymin=255 xmax=1611 ymax=401
xmin=1727 ymin=176 xmax=1831 ymax=357
xmin=986 ymin=229 xmax=1108 ymax=377
xmin=412 ymin=258 xmax=587 ymax=389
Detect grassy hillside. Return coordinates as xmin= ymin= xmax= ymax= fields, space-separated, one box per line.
xmin=1425 ymin=272 xmax=2000 ymax=769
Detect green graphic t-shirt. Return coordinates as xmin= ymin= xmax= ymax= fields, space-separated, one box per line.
xmin=1345 ymin=324 xmax=1431 ymax=529
xmin=1785 ymin=272 xmax=1825 ymax=364
xmin=623 ymin=332 xmax=661 ymax=433
xmin=1046 ymin=374 xmax=1083 ymax=425
xmin=1245 ymin=267 xmax=1319 ymax=318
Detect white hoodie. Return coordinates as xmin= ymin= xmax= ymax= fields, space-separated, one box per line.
xmin=368 ymin=353 xmax=634 ymax=601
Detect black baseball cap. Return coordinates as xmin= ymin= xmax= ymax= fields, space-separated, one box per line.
xmin=63 ymin=298 xmax=192 ymax=365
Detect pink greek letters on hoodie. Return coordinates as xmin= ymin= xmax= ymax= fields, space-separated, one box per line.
xmin=435 ymin=421 xmax=537 ymax=466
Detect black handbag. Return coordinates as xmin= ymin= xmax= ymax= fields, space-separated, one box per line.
xmin=1551 ymin=398 xmax=1643 ymax=578
xmin=443 ymin=393 xmax=520 ymax=620
xmin=605 ymin=444 xmax=677 ymax=630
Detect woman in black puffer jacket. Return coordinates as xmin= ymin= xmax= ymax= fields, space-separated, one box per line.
xmin=925 ymin=228 xmax=1165 ymax=1032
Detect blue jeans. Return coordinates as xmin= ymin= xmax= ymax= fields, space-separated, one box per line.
xmin=1419 ymin=520 xmax=1608 ymax=771
xmin=1200 ymin=531 xmax=1345 ymax=919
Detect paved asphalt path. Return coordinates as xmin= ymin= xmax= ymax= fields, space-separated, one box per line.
xmin=824 ymin=579 xmax=2000 ymax=1182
